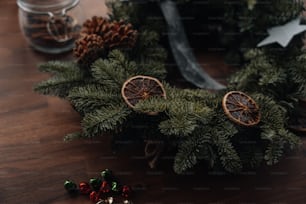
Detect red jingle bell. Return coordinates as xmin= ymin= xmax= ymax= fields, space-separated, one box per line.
xmin=121 ymin=185 xmax=132 ymax=198
xmin=79 ymin=182 xmax=91 ymax=195
xmin=99 ymin=181 xmax=111 ymax=194
xmin=89 ymin=191 xmax=100 ymax=202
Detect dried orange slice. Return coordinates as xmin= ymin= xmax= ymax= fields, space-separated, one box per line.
xmin=121 ymin=75 xmax=166 ymax=109
xmin=222 ymin=91 xmax=260 ymax=126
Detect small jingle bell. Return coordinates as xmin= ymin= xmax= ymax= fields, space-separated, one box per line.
xmin=64 ymin=180 xmax=78 ymax=194
xmin=101 ymin=169 xmax=113 ymax=182
xmin=79 ymin=182 xmax=91 ymax=195
xmin=111 ymin=181 xmax=120 ymax=192
xmin=90 ymin=191 xmax=100 ymax=202
xmin=99 ymin=181 xmax=111 ymax=197
xmin=90 ymin=178 xmax=102 ymax=191
xmin=121 ymin=185 xmax=132 ymax=199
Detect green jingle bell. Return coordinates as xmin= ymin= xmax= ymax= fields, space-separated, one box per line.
xmin=64 ymin=180 xmax=78 ymax=194
xmin=90 ymin=178 xmax=102 ymax=191
xmin=101 ymin=169 xmax=113 ymax=182
xmin=111 ymin=181 xmax=120 ymax=192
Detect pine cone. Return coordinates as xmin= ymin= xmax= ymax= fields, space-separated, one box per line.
xmin=73 ymin=34 xmax=105 ymax=67
xmin=81 ymin=16 xmax=138 ymax=49
xmin=104 ymin=20 xmax=138 ymax=49
xmin=81 ymin=16 xmax=111 ymax=36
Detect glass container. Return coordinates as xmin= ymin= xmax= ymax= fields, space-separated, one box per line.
xmin=17 ymin=0 xmax=83 ymax=54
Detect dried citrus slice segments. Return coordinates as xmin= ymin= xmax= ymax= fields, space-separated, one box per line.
xmin=121 ymin=75 xmax=166 ymax=108
xmin=222 ymin=91 xmax=260 ymax=126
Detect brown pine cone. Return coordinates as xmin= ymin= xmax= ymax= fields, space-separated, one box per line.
xmin=104 ymin=20 xmax=138 ymax=49
xmin=81 ymin=16 xmax=111 ymax=36
xmin=73 ymin=34 xmax=104 ymax=64
xmin=81 ymin=16 xmax=138 ymax=49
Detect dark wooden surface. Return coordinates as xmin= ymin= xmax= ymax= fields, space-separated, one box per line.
xmin=1 ymin=1 xmax=306 ymax=203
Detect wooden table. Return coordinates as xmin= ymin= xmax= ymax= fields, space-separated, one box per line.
xmin=1 ymin=1 xmax=306 ymax=203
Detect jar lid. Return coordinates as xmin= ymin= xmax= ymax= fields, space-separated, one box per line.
xmin=17 ymin=0 xmax=80 ymax=14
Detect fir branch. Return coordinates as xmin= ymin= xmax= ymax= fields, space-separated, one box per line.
xmin=209 ymin=118 xmax=241 ymax=173
xmin=230 ymin=48 xmax=304 ymax=111
xmin=135 ymin=87 xmax=214 ymax=137
xmin=132 ymin=31 xmax=167 ymax=79
xmin=263 ymin=127 xmax=300 ymax=166
xmin=138 ymin=30 xmax=160 ymax=47
xmin=173 ymin=130 xmax=211 ymax=174
xmin=91 ymin=50 xmax=136 ymax=89
xmin=38 ymin=61 xmax=79 ymax=75
xmin=255 ymin=94 xmax=287 ymax=129
xmin=143 ymin=47 xmax=167 ymax=61
xmin=159 ymin=116 xmax=198 ymax=137
xmin=68 ymin=84 xmax=122 ymax=113
xmin=164 ymin=100 xmax=212 ymax=135
xmin=213 ymin=134 xmax=242 ymax=173
xmin=82 ymin=105 xmax=132 ymax=138
xmin=225 ymin=0 xmax=302 ymax=32
xmin=109 ymin=49 xmax=138 ymax=74
xmin=107 ymin=0 xmax=137 ymax=23
xmin=258 ymin=67 xmax=287 ymax=87
xmin=264 ymin=137 xmax=285 ymax=166
xmin=260 ymin=127 xmax=277 ymax=141
xmin=134 ymin=97 xmax=168 ymax=113
xmin=278 ymin=128 xmax=301 ymax=150
xmin=166 ymin=100 xmax=209 ymax=118
xmin=91 ymin=58 xmax=126 ymax=88
xmin=34 ymin=72 xmax=84 ymax=98
xmin=165 ymin=85 xmax=217 ymax=107
xmin=288 ymin=52 xmax=306 ymax=97
xmin=138 ymin=60 xmax=167 ymax=79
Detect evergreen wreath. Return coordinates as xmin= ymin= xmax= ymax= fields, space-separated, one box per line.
xmin=34 ymin=0 xmax=306 ymax=174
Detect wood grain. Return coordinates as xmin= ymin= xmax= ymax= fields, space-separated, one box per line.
xmin=1 ymin=1 xmax=306 ymax=204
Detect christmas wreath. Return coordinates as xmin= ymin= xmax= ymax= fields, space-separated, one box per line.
xmin=35 ymin=0 xmax=306 ymax=174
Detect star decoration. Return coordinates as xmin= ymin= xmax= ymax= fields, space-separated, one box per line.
xmin=257 ymin=17 xmax=306 ymax=48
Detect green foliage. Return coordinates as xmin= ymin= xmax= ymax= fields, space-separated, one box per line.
xmin=225 ymin=0 xmax=302 ymax=32
xmin=38 ymin=61 xmax=78 ymax=74
xmin=264 ymin=140 xmax=284 ymax=166
xmin=82 ymin=105 xmax=132 ymax=138
xmin=263 ymin=127 xmax=300 ymax=165
xmin=229 ymin=48 xmax=305 ymax=111
xmin=134 ymin=97 xmax=168 ymax=113
xmin=34 ymin=71 xmax=84 ymax=98
xmin=213 ymin=133 xmax=242 ymax=173
xmin=107 ymin=0 xmax=139 ymax=23
xmin=91 ymin=51 xmax=135 ymax=88
xmin=159 ymin=116 xmax=198 ymax=137
xmin=209 ymin=118 xmax=242 ymax=173
xmin=221 ymin=0 xmax=303 ymax=63
xmin=174 ymin=130 xmax=212 ymax=174
xmin=34 ymin=0 xmax=304 ymax=175
xmin=131 ymin=29 xmax=167 ymax=79
xmin=68 ymin=84 xmax=122 ymax=114
xmin=289 ymin=52 xmax=306 ymax=97
xmin=254 ymin=93 xmax=301 ymax=165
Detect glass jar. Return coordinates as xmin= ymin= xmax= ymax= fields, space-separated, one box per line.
xmin=17 ymin=0 xmax=84 ymax=54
